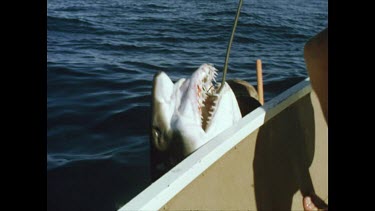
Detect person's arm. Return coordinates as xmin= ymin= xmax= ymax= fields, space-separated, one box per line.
xmin=304 ymin=28 xmax=328 ymax=123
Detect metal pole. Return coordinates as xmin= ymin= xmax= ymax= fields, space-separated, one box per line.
xmin=218 ymin=0 xmax=244 ymax=93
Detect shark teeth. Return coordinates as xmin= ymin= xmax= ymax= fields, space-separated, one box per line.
xmin=195 ymin=64 xmax=221 ymax=131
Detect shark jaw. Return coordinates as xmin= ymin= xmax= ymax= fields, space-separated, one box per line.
xmin=151 ymin=63 xmax=242 ymax=158
xmin=178 ymin=63 xmax=219 ymax=132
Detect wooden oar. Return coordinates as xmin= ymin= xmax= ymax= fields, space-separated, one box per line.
xmin=256 ymin=59 xmax=264 ymax=105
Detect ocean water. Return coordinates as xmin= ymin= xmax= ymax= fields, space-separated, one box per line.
xmin=47 ymin=0 xmax=327 ymax=210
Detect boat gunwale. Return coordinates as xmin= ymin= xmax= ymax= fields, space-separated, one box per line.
xmin=119 ymin=78 xmax=312 ymax=211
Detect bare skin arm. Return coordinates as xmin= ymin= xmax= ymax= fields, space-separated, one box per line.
xmin=303 ymin=28 xmax=329 ymax=210
xmin=304 ymin=27 xmax=328 ymax=123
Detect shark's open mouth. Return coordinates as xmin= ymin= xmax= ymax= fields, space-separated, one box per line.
xmin=192 ymin=63 xmax=219 ymax=131
xmin=151 ymin=63 xmax=242 ymax=157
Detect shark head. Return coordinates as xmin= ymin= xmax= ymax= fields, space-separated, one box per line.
xmin=151 ymin=63 xmax=242 ymax=161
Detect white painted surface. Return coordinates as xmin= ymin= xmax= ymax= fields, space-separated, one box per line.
xmin=118 ymin=78 xmax=311 ymax=211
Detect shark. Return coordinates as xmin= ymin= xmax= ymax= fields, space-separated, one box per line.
xmin=147 ymin=0 xmax=253 ymax=180
xmin=150 ymin=63 xmax=260 ymax=180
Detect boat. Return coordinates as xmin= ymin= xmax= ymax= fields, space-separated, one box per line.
xmin=118 ymin=77 xmax=328 ymax=210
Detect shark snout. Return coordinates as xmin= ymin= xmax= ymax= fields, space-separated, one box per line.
xmin=153 ymin=71 xmax=174 ymax=103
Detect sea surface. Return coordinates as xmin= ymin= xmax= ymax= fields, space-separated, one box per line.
xmin=47 ymin=0 xmax=327 ymax=210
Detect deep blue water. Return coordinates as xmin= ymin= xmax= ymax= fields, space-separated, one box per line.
xmin=47 ymin=0 xmax=327 ymax=210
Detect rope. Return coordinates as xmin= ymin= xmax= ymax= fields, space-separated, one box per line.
xmin=218 ymin=0 xmax=244 ymax=93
